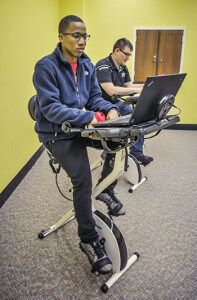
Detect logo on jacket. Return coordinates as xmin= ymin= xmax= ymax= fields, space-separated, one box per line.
xmin=121 ymin=72 xmax=126 ymax=78
xmin=84 ymin=71 xmax=89 ymax=75
xmin=98 ymin=66 xmax=109 ymax=71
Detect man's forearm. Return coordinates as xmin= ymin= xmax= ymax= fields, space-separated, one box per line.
xmin=105 ymin=85 xmax=142 ymax=96
xmin=124 ymin=82 xmax=144 ymax=88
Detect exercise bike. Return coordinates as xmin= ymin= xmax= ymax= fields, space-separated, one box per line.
xmin=28 ymin=90 xmax=180 ymax=293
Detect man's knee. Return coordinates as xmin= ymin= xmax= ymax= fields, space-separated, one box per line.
xmin=72 ymin=171 xmax=92 ymax=191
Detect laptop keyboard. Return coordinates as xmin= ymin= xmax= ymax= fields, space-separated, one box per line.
xmin=93 ymin=114 xmax=132 ymax=127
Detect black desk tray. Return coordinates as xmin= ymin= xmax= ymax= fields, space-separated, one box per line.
xmin=80 ymin=115 xmax=180 ymax=139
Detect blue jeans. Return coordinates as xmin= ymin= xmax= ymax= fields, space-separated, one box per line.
xmin=115 ymin=101 xmax=144 ymax=156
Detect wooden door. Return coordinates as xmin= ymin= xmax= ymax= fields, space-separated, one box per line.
xmin=134 ymin=30 xmax=159 ymax=82
xmin=134 ymin=29 xmax=183 ymax=83
xmin=157 ymin=30 xmax=183 ymax=75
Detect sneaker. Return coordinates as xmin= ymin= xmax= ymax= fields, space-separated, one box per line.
xmin=96 ymin=192 xmax=126 ymax=216
xmin=135 ymin=155 xmax=153 ymax=166
xmin=79 ymin=239 xmax=112 ymax=274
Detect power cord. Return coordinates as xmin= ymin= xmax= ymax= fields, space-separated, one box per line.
xmin=145 ymin=106 xmax=181 ymax=140
xmin=48 ymin=157 xmax=73 ymax=202
xmin=55 ymin=172 xmax=73 ymax=202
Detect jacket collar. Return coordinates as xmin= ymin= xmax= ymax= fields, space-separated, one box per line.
xmin=55 ymin=42 xmax=90 ymax=65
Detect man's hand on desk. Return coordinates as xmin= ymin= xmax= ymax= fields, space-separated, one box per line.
xmin=88 ymin=109 xmax=118 ymax=129
xmin=134 ymin=83 xmax=144 ymax=94
xmin=107 ymin=109 xmax=119 ymax=120
xmin=87 ymin=109 xmax=118 ymax=139
xmin=124 ymin=82 xmax=144 ymax=94
xmin=88 ymin=111 xmax=107 ymax=128
xmin=88 ymin=116 xmax=98 ymax=128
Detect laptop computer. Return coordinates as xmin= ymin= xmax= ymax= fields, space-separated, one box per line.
xmin=93 ymin=73 xmax=187 ymax=128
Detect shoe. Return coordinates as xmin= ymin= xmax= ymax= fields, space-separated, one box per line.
xmin=135 ymin=155 xmax=153 ymax=166
xmin=79 ymin=239 xmax=112 ymax=274
xmin=96 ymin=192 xmax=126 ymax=216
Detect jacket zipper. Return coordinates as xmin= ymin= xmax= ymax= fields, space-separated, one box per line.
xmin=76 ymin=68 xmax=80 ymax=103
xmin=54 ymin=63 xmax=81 ymax=137
xmin=53 ymin=123 xmax=57 ymax=137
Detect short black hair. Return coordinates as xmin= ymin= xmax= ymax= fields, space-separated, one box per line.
xmin=58 ymin=15 xmax=84 ymax=34
xmin=112 ymin=38 xmax=133 ymax=53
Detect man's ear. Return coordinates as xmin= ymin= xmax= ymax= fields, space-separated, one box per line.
xmin=58 ymin=34 xmax=64 ymax=42
xmin=114 ymin=48 xmax=120 ymax=55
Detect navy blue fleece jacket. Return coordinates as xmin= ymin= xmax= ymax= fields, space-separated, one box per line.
xmin=33 ymin=43 xmax=118 ymax=142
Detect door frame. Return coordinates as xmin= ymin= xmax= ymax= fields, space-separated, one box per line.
xmin=131 ymin=27 xmax=187 ymax=82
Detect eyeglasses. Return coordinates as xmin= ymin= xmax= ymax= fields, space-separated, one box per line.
xmin=119 ymin=48 xmax=132 ymax=58
xmin=62 ymin=32 xmax=91 ymax=41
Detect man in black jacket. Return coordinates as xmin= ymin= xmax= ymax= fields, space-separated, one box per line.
xmin=95 ymin=38 xmax=153 ymax=205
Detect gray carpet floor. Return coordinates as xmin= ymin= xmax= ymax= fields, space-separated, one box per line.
xmin=0 ymin=129 xmax=196 ymax=300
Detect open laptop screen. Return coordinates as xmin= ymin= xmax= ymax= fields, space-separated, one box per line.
xmin=131 ymin=73 xmax=187 ymax=125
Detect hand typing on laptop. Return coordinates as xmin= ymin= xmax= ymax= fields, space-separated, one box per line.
xmin=88 ymin=109 xmax=119 ymax=128
xmin=106 ymin=109 xmax=119 ymax=120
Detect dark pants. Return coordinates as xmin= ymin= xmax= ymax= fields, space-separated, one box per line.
xmin=99 ymin=152 xmax=117 ymax=194
xmin=45 ymin=135 xmax=117 ymax=243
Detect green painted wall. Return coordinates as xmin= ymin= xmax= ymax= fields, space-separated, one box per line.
xmin=59 ymin=0 xmax=83 ymax=20
xmin=0 ymin=0 xmax=59 ymax=192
